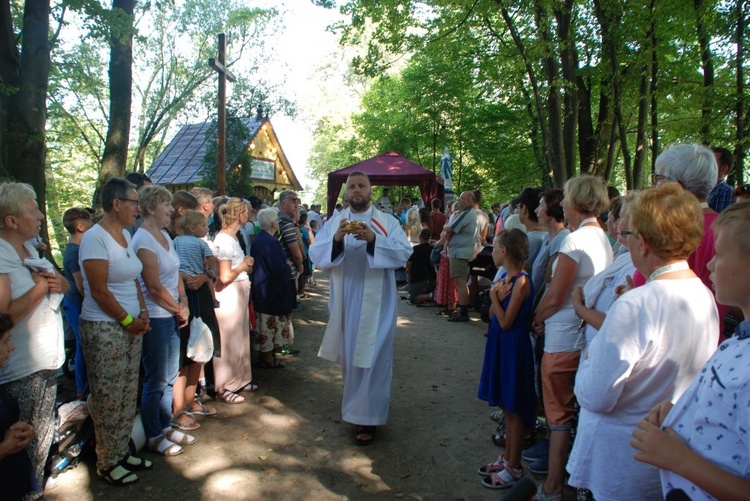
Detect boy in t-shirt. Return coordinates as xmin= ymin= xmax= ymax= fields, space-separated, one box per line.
xmin=407 ymin=228 xmax=437 ymax=305
xmin=62 ymin=207 xmax=93 ymax=397
xmin=174 ymin=210 xmax=219 ymax=307
xmin=632 ymin=201 xmax=750 ymax=500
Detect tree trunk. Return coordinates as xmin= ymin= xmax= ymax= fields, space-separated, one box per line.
xmin=594 ymin=0 xmax=632 ymax=188
xmin=650 ymin=0 xmax=660 ymax=176
xmin=633 ymin=0 xmax=657 ymax=189
xmin=555 ymin=0 xmax=578 ymax=180
xmin=695 ymin=0 xmax=714 ymax=143
xmin=736 ymin=0 xmax=746 ymax=185
xmin=534 ymin=0 xmax=566 ymax=186
xmin=0 ymin=0 xmax=20 ymax=177
xmin=94 ymin=0 xmax=135 ymax=208
xmin=578 ymin=74 xmax=596 ymax=175
xmin=497 ymin=1 xmax=553 ymax=183
xmin=3 ymin=0 xmax=51 ymax=240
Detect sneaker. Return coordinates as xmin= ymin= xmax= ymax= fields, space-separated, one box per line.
xmin=528 ymin=454 xmax=549 ymax=475
xmin=522 ymin=439 xmax=550 ymax=462
xmin=447 ymin=312 xmax=469 ymax=322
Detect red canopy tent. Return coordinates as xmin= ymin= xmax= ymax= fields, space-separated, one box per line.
xmin=326 ymin=151 xmax=444 ymax=216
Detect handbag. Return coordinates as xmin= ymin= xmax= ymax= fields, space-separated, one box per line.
xmin=187 ymin=315 xmax=214 ymax=363
xmin=479 ymin=289 xmax=492 ymax=323
xmin=430 ymin=245 xmax=443 ymax=265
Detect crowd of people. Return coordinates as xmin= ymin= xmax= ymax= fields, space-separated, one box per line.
xmin=0 ymin=142 xmax=749 ymax=499
xmin=0 ymin=175 xmax=319 ymax=496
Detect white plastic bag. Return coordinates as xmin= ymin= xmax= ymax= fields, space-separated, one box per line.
xmin=187 ymin=316 xmax=214 ymax=363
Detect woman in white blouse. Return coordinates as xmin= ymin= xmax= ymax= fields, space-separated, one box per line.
xmin=212 ymin=198 xmax=254 ymax=404
xmin=567 ymin=183 xmax=719 ymax=501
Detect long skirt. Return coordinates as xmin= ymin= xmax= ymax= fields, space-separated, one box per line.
xmin=213 ymin=279 xmax=252 ymax=392
xmin=434 ymin=253 xmax=458 ymax=306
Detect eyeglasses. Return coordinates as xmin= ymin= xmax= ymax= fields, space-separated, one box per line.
xmin=618 ymin=230 xmax=636 ymax=238
xmin=283 ymin=197 xmax=300 ymax=204
xmin=117 ymin=197 xmax=140 ymax=207
xmin=650 ymin=173 xmax=675 ymax=185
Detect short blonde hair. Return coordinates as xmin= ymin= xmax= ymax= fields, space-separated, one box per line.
xmin=564 ymin=175 xmax=610 ymax=216
xmin=713 ymin=201 xmax=750 ymax=258
xmin=138 ymin=185 xmax=172 ymax=216
xmin=629 ymin=183 xmax=703 ymax=260
xmin=182 ymin=210 xmax=206 ymax=235
xmin=220 ymin=197 xmax=246 ymax=228
xmin=0 ymin=182 xmax=36 ymax=229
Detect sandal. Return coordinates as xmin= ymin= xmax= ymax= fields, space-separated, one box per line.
xmin=98 ymin=464 xmax=139 ymax=486
xmin=354 ymin=425 xmax=376 ymax=446
xmin=477 ymin=455 xmax=508 ymax=476
xmin=171 ymin=410 xmax=200 ymax=431
xmin=241 ymin=382 xmax=259 ymax=392
xmin=121 ymin=454 xmax=152 ymax=471
xmin=481 ymin=464 xmax=523 ymax=489
xmin=188 ymin=401 xmax=217 ymax=416
xmin=166 ymin=428 xmax=196 ymax=446
xmin=147 ymin=434 xmax=184 ymax=456
xmin=215 ymin=389 xmax=245 ymax=404
xmin=257 ymin=358 xmax=285 ymax=369
xmin=536 ymin=484 xmax=563 ymax=500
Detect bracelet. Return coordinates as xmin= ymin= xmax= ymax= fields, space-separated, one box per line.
xmin=120 ymin=314 xmax=134 ymax=327
xmin=574 ymin=304 xmax=584 ymax=318
xmin=114 ymin=310 xmax=129 ymax=322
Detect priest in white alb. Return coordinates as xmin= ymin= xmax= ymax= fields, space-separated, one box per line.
xmin=309 ymin=172 xmax=412 ymax=445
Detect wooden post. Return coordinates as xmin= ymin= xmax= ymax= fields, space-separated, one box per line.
xmin=209 ymin=33 xmax=236 ymax=194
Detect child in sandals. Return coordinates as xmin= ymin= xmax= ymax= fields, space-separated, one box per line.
xmin=476 ymin=230 xmax=536 ymax=489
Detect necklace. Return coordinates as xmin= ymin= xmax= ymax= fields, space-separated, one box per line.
xmin=99 ymin=221 xmax=130 ymax=258
xmin=648 ymin=261 xmax=690 ymax=282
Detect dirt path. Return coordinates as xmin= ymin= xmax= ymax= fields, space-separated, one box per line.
xmin=46 ymin=271 xmax=554 ymax=500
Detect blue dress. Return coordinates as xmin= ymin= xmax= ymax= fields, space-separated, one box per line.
xmin=477 ymin=271 xmax=536 ymax=428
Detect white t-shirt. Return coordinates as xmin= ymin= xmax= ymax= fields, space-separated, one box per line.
xmin=0 ymin=239 xmax=64 ymax=384
xmin=567 ymin=277 xmax=719 ymax=501
xmin=132 ymin=228 xmax=180 ymax=319
xmin=213 ymin=232 xmax=248 ymax=282
xmin=545 ymin=224 xmax=613 ymax=353
xmin=80 ymin=224 xmax=143 ymax=321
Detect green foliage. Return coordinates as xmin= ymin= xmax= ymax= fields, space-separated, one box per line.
xmin=307 ymin=0 xmax=749 ymax=200
xmin=197 ymin=116 xmax=254 ymax=197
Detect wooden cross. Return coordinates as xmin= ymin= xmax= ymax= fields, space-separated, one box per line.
xmin=209 ymin=33 xmax=237 ymax=194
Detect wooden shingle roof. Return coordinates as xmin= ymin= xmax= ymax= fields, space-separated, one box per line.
xmin=147 ymin=118 xmax=264 ymax=186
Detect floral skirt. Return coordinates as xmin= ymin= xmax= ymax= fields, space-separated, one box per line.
xmin=434 ymin=253 xmax=458 ymax=306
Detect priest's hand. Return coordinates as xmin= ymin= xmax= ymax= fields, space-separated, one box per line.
xmin=334 ymin=220 xmax=349 ymax=242
xmin=352 ymin=225 xmax=375 ymax=243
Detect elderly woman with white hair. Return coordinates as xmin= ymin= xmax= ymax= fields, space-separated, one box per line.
xmin=251 ymin=208 xmax=294 ymax=368
xmin=0 ymin=182 xmax=68 ymax=498
xmin=651 ymin=143 xmax=729 ymax=337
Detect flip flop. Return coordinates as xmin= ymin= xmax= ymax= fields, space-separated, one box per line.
xmin=354 ymin=425 xmax=375 ymax=446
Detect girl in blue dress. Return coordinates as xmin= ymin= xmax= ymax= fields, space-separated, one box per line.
xmin=477 ymin=229 xmax=536 ymax=489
